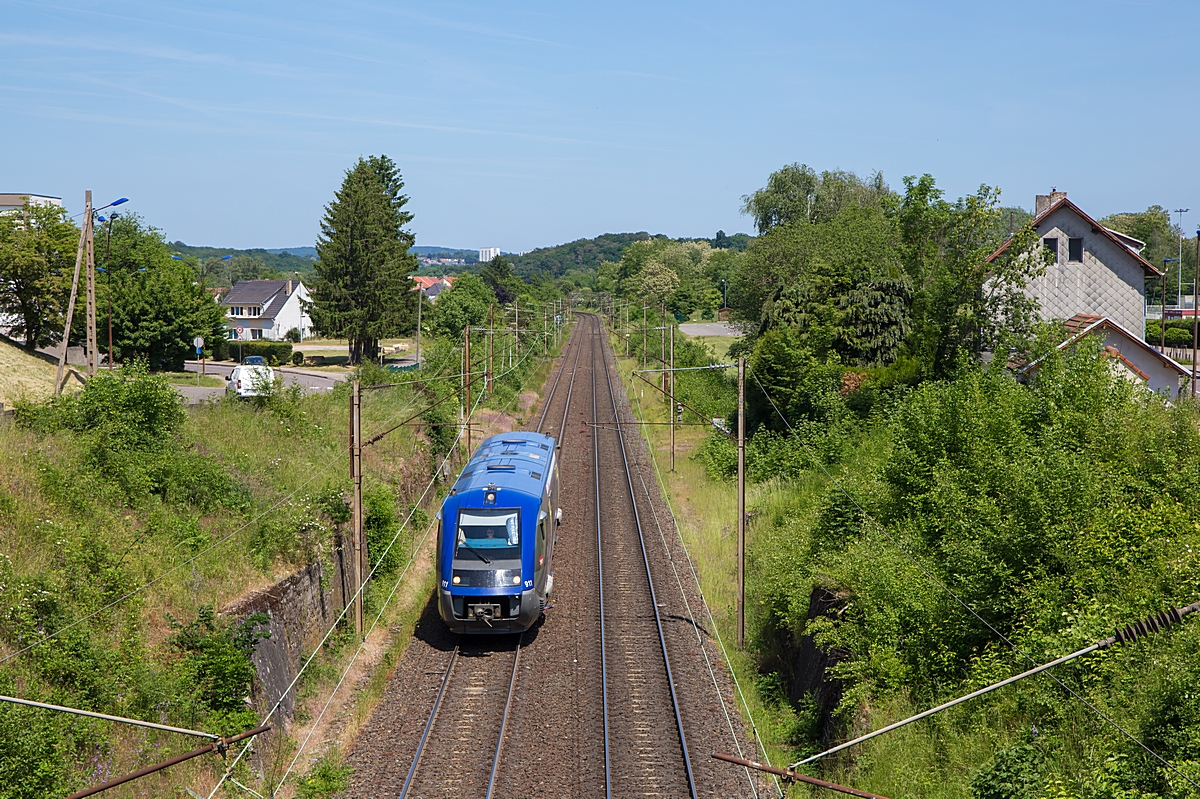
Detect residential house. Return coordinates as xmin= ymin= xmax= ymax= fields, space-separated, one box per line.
xmin=0 ymin=193 xmax=62 ymax=214
xmin=479 ymin=248 xmax=500 ymax=263
xmin=412 ymin=275 xmax=457 ymax=303
xmin=987 ymin=190 xmax=1160 ymax=334
xmin=224 ymin=279 xmax=312 ymax=341
xmin=1021 ymin=313 xmax=1188 ymax=399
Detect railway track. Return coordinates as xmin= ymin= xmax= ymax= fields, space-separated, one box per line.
xmin=591 ymin=317 xmax=697 ymax=799
xmin=351 ymin=314 xmax=733 ymax=799
xmin=396 ymin=316 xmax=588 ymax=799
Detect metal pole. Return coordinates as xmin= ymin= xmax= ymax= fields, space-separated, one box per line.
xmin=1194 ymin=230 xmax=1199 ymax=398
xmin=66 ymin=725 xmax=272 ymax=799
xmin=660 ymin=302 xmax=666 ymax=392
xmin=669 ymin=323 xmax=675 ymax=472
xmin=56 ymin=191 xmax=89 ymax=394
xmin=1162 ymin=268 xmax=1168 ymax=352
xmin=415 ymin=285 xmax=422 ymax=369
xmin=85 ymin=212 xmax=97 ymax=377
xmin=489 ymin=304 xmax=495 ymax=392
xmin=514 ymin=299 xmax=519 ymax=359
xmin=465 ymin=324 xmax=472 ymax=454
xmin=351 ymin=379 xmax=363 ymax=636
xmin=737 ymin=356 xmax=745 ymax=648
xmin=105 ymin=216 xmax=114 ymax=371
xmin=642 ymin=304 xmax=646 ymax=370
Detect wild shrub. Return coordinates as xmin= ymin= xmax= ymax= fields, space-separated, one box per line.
xmin=363 ymin=484 xmax=402 ymax=575
xmin=169 ymin=606 xmax=269 ymax=735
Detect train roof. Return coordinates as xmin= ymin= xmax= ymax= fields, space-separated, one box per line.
xmin=451 ymin=432 xmax=556 ymax=497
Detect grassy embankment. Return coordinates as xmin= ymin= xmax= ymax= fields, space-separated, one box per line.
xmin=0 ymin=337 xmax=83 ymax=407
xmin=618 ymin=327 xmax=1200 ymax=799
xmin=0 ymin=324 xmax=567 ymax=798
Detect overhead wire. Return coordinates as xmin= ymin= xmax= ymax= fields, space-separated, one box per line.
xmin=270 ymin=319 xmax=559 ymax=793
xmin=623 ymin=338 xmax=784 ymax=798
xmin=747 ymin=369 xmax=1200 ymax=790
xmin=214 ymin=321 xmax=557 ymax=797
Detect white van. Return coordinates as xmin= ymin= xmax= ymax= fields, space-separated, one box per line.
xmin=226 ymin=356 xmax=276 ymax=398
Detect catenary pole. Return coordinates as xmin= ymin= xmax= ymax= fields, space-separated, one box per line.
xmin=489 ymin=303 xmax=495 ymax=393
xmin=105 ymin=216 xmax=114 ymax=371
xmin=350 ymin=379 xmax=364 ymax=636
xmin=669 ymin=322 xmax=675 ymax=472
xmin=415 ymin=284 xmax=422 ymax=370
xmin=737 ymin=356 xmax=746 ymax=648
xmin=85 ymin=211 xmax=97 ymax=377
xmin=465 ymin=323 xmax=472 ymax=454
xmin=1193 ymin=230 xmax=1199 ymax=398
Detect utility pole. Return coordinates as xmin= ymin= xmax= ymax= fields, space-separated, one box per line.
xmin=737 ymin=356 xmax=746 ymax=648
xmin=660 ymin=301 xmax=666 ymax=393
xmin=56 ymin=191 xmax=90 ymax=395
xmin=1194 ymin=231 xmax=1200 ymax=398
xmin=1176 ymin=209 xmax=1190 ymax=308
xmin=642 ymin=304 xmax=647 ymax=370
xmin=104 ymin=216 xmax=114 ymax=371
xmin=85 ymin=211 xmax=97 ymax=377
xmin=465 ymin=324 xmax=472 ymax=454
xmin=489 ymin=304 xmax=495 ymax=392
xmin=514 ymin=300 xmax=520 ymax=360
xmin=350 ymin=379 xmax=364 ymax=636
xmin=669 ymin=322 xmax=675 ymax=472
xmin=415 ymin=284 xmax=424 ymax=369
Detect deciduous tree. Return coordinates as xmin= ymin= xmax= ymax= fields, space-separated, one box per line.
xmin=0 ymin=199 xmax=79 ymax=348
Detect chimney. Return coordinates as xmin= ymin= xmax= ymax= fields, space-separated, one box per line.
xmin=1036 ymin=189 xmax=1067 ymax=216
xmin=286 ymin=278 xmax=293 ymax=295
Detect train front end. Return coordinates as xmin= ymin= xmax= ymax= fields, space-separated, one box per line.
xmin=436 ymin=435 xmax=554 ymax=634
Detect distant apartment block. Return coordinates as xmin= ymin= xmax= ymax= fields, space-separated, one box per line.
xmin=479 ymin=247 xmax=500 ymax=263
xmin=0 ymin=193 xmax=62 ymax=213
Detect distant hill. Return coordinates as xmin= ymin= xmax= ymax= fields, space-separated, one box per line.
xmin=509 ymin=233 xmax=654 ymax=277
xmin=263 ymin=246 xmax=317 ymax=259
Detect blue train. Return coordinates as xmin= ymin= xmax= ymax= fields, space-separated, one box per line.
xmin=436 ymin=432 xmax=560 ymax=633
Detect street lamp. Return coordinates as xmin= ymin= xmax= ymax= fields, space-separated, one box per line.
xmin=1175 ymin=209 xmax=1190 ymax=306
xmin=720 ymin=278 xmax=728 ymax=309
xmin=1162 ymin=258 xmax=1180 ymax=352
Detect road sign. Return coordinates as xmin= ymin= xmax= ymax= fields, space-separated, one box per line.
xmin=236 ymin=326 xmax=244 ymax=336
xmin=193 ymin=336 xmax=204 ymax=349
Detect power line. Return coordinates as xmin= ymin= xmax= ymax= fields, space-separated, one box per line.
xmin=747 ymin=369 xmax=1200 ymax=790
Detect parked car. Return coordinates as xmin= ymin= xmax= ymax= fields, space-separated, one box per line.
xmin=226 ymin=356 xmax=276 ymax=398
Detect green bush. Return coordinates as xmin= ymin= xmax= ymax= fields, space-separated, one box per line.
xmin=169 ymin=607 xmax=269 ymax=735
xmin=1165 ymin=326 xmax=1191 ymax=348
xmin=234 ymin=341 xmax=292 ymax=365
xmin=363 ymin=484 xmax=402 ymax=575
xmin=294 ymin=760 xmax=350 ymax=798
xmin=292 ymin=351 xmax=305 ymax=366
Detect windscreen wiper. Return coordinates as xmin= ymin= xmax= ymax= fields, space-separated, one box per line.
xmin=457 ymin=543 xmax=492 ymax=564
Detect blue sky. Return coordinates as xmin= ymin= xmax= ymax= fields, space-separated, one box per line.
xmin=3 ymin=1 xmax=1198 ymax=251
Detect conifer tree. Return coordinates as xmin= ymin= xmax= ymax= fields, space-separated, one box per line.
xmin=310 ymin=155 xmax=417 ymax=364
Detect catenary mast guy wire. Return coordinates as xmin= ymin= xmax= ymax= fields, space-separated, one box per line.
xmin=747 ymin=369 xmax=1200 ymax=791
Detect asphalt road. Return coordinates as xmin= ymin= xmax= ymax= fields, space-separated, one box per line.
xmin=177 ymin=361 xmax=348 ymax=403
xmin=678 ymin=322 xmax=740 ymax=337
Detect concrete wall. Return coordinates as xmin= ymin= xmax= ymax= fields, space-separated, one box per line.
xmin=1027 ymin=205 xmax=1147 ymax=334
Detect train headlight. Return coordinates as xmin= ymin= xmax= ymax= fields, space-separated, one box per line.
xmin=512 ymin=574 xmax=521 ymax=585
xmin=452 ymin=575 xmax=461 ymax=585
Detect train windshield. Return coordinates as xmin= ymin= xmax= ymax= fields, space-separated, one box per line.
xmin=456 ymin=509 xmax=520 ymax=562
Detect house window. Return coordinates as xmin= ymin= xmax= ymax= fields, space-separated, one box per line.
xmin=1043 ymin=237 xmax=1059 ymax=262
xmin=1068 ymin=238 xmax=1083 ymax=262
xmin=251 ymin=328 xmax=263 ymax=340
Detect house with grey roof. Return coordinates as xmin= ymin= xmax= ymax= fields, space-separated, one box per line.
xmin=987 ymin=190 xmax=1161 ymax=334
xmin=224 ymin=279 xmax=312 ymax=342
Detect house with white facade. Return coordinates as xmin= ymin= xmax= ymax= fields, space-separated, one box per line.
xmin=223 ymin=279 xmax=312 ymax=341
xmin=1020 ymin=313 xmax=1188 ymax=399
xmin=986 ymin=190 xmax=1161 ymax=334
xmin=0 ymin=193 xmax=62 ymax=214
